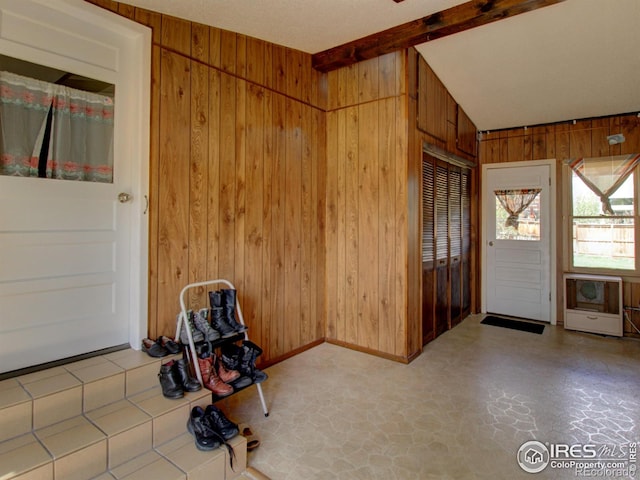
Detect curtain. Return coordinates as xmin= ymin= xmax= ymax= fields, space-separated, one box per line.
xmin=0 ymin=71 xmax=52 ymax=177
xmin=0 ymin=71 xmax=114 ymax=182
xmin=567 ymin=154 xmax=640 ymax=215
xmin=494 ymin=188 xmax=541 ymax=229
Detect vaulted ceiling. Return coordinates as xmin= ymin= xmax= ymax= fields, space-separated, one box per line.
xmin=119 ymin=0 xmax=640 ymax=132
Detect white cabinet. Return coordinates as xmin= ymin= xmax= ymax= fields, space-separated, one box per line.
xmin=563 ymin=273 xmax=622 ymax=337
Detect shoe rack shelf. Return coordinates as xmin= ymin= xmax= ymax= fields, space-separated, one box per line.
xmin=175 ymin=279 xmax=269 ymax=417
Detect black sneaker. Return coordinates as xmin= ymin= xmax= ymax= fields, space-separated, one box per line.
xmin=187 ymin=406 xmax=223 ymax=451
xmin=205 ymin=404 xmax=239 ymax=440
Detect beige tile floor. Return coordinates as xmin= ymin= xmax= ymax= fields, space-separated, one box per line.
xmin=223 ymin=314 xmax=640 ymax=480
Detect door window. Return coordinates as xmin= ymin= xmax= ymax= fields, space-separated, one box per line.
xmin=494 ymin=189 xmax=541 ymax=241
xmin=0 ymin=55 xmax=115 ymax=183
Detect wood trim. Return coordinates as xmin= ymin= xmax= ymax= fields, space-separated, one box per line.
xmin=312 ymin=0 xmax=566 ymax=72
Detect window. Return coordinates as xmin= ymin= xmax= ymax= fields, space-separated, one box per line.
xmin=568 ymin=154 xmax=640 ymax=272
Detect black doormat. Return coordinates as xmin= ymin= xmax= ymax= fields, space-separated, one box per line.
xmin=481 ymin=315 xmax=545 ymax=334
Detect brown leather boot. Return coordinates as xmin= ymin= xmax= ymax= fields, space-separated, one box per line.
xmin=214 ymin=354 xmax=240 ymax=383
xmin=205 ymin=363 xmax=234 ymax=397
xmin=198 ymin=356 xmax=212 ymax=384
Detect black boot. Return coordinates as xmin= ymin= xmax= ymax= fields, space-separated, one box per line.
xmin=210 ymin=307 xmax=237 ymax=338
xmin=221 ymin=289 xmax=248 ymax=334
xmin=158 ymin=361 xmax=184 ymax=399
xmin=220 ymin=343 xmax=252 ymax=389
xmin=173 ymin=358 xmax=202 ymax=392
xmin=240 ymin=341 xmax=268 ymax=384
xmin=208 ymin=291 xmax=237 ymax=338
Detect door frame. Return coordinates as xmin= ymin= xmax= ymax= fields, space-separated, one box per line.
xmin=0 ymin=0 xmax=151 ymax=350
xmin=481 ymin=159 xmax=557 ymax=325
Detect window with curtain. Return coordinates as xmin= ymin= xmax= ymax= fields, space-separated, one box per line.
xmin=0 ymin=70 xmax=114 ymax=183
xmin=567 ymin=154 xmax=640 ymax=271
xmin=494 ymin=188 xmax=541 ymax=241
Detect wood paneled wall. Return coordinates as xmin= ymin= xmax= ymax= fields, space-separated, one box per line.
xmin=324 ymin=52 xmax=412 ymax=361
xmin=88 ymin=0 xmax=327 ymax=364
xmin=324 ymin=49 xmax=480 ymax=362
xmin=479 ymin=113 xmax=640 ymax=335
xmin=88 ymin=1 xmax=483 ymax=364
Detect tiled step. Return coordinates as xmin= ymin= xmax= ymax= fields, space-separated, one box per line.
xmin=0 ymin=348 xmax=248 ymax=480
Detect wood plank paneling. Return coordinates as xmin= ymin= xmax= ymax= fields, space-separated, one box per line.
xmin=357 ymin=101 xmax=380 ymax=351
xmin=88 ymin=2 xmax=481 ymax=363
xmin=284 ymin=99 xmax=302 ymax=353
xmin=244 ymin=83 xmax=264 ymax=347
xmin=100 ymin=4 xmax=330 ymax=365
xmin=378 ymin=97 xmax=397 ymax=355
xmin=345 ymin=106 xmax=359 ymax=346
xmin=158 ymin=49 xmax=191 ymax=321
xmin=188 ymin=60 xmax=209 ymax=309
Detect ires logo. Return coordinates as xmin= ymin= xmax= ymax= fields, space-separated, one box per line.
xmin=549 ymin=444 xmax=598 ymax=458
xmin=517 ymin=441 xmax=598 ymax=473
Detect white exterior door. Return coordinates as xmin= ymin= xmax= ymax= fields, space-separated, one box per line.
xmin=0 ymin=0 xmax=150 ymax=373
xmin=483 ymin=163 xmax=552 ymax=322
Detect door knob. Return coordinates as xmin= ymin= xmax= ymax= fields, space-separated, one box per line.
xmin=118 ymin=192 xmax=132 ymax=203
xmin=489 ymin=241 xmax=494 ymax=246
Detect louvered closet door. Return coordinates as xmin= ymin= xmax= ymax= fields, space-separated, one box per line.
xmin=435 ymin=161 xmax=450 ymax=337
xmin=449 ymin=167 xmax=463 ymax=327
xmin=421 ymin=154 xmax=473 ymax=345
xmin=421 ymin=158 xmax=435 ymax=344
xmin=461 ymin=170 xmax=472 ymax=317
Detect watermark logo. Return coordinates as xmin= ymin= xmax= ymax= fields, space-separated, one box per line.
xmin=517 ymin=440 xmax=550 ymax=473
xmin=517 ymin=441 xmax=637 ymax=477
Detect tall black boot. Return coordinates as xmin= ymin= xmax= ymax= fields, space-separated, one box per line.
xmin=220 ymin=343 xmax=252 ymax=389
xmin=208 ymin=291 xmax=237 ymax=338
xmin=240 ymin=341 xmax=268 ymax=384
xmin=210 ymin=307 xmax=237 ymax=338
xmin=158 ymin=361 xmax=184 ymax=399
xmin=173 ymin=357 xmax=202 ymax=392
xmin=221 ymin=289 xmax=248 ymax=334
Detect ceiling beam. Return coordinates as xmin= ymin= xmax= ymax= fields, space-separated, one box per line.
xmin=312 ymin=0 xmax=565 ymax=72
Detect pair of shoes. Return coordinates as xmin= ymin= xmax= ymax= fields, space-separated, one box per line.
xmin=208 ymin=289 xmax=248 ymax=338
xmin=142 ymin=336 xmax=180 ymax=357
xmin=143 ymin=336 xmax=181 ymax=358
xmin=198 ymin=348 xmax=240 ymax=397
xmin=159 ymin=336 xmax=181 ymax=354
xmin=220 ymin=340 xmax=268 ymax=385
xmin=238 ymin=423 xmax=260 ymax=451
xmin=187 ymin=405 xmax=239 ymax=465
xmin=178 ymin=310 xmax=205 ymax=345
xmin=142 ymin=338 xmax=168 ymax=357
xmin=158 ymin=358 xmax=202 ymax=399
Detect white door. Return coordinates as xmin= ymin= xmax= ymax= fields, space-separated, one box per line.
xmin=483 ymin=164 xmax=551 ymax=322
xmin=0 ymin=0 xmax=150 ymax=373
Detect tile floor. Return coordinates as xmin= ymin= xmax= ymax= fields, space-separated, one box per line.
xmin=223 ymin=314 xmax=640 ymax=480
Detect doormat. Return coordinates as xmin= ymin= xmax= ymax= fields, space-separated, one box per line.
xmin=481 ymin=315 xmax=545 ymax=334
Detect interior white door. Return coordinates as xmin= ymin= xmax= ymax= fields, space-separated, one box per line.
xmin=0 ymin=0 xmax=150 ymax=374
xmin=484 ymin=164 xmax=551 ymax=322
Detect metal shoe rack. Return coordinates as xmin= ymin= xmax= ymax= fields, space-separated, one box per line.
xmin=174 ymin=279 xmax=269 ymax=416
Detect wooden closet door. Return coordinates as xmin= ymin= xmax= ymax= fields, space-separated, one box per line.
xmin=461 ymin=169 xmax=472 ymax=317
xmin=449 ymin=166 xmax=463 ymax=327
xmin=435 ymin=161 xmax=450 ymax=336
xmin=421 ymin=156 xmax=435 ymax=345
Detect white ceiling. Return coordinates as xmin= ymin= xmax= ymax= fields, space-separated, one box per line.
xmin=119 ymin=0 xmax=640 ymax=132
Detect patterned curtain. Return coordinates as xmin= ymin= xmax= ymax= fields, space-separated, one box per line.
xmin=0 ymin=71 xmax=51 ymax=177
xmin=567 ymin=154 xmax=640 ymax=215
xmin=494 ymin=188 xmax=541 ymax=229
xmin=0 ymin=71 xmax=114 ymax=183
